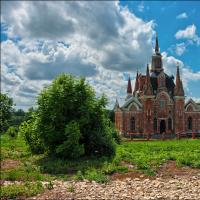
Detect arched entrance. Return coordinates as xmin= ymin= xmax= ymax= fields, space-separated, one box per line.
xmin=160 ymin=120 xmax=166 ymax=133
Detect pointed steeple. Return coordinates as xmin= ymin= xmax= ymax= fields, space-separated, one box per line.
xmin=144 ymin=64 xmax=153 ymax=95
xmin=133 ymin=70 xmax=139 ymax=95
xmin=127 ymin=76 xmax=132 ymax=94
xmin=155 ymin=32 xmax=159 ymax=54
xmin=151 ymin=32 xmax=163 ymax=72
xmin=174 ymin=65 xmax=184 ymax=96
xmin=113 ymin=98 xmax=120 ymax=111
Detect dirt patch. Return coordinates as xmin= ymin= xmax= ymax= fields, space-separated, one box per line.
xmin=111 ymin=160 xmax=200 ymax=181
xmin=1 ymin=159 xmax=21 ymax=170
xmin=111 ymin=170 xmax=149 ymax=181
xmin=156 ymin=160 xmax=200 ymax=178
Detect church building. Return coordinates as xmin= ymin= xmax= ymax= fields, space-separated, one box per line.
xmin=114 ymin=34 xmax=200 ymax=138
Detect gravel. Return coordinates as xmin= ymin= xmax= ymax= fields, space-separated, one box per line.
xmin=27 ymin=176 xmax=200 ymax=200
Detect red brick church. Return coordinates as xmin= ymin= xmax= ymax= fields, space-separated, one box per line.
xmin=114 ymin=34 xmax=200 ymax=138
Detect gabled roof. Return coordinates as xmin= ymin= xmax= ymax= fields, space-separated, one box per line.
xmin=185 ymin=98 xmax=200 ymax=111
xmin=121 ymin=96 xmax=142 ymax=111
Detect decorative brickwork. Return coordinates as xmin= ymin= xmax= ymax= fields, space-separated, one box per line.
xmin=114 ymin=35 xmax=200 ymax=137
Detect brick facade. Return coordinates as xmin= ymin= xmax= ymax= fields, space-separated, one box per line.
xmin=114 ymin=35 xmax=200 ymax=136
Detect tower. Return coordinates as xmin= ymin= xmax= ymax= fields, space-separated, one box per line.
xmin=126 ymin=76 xmax=132 ymax=100
xmin=151 ymin=33 xmax=163 ymax=73
xmin=174 ymin=65 xmax=185 ymax=134
xmin=133 ymin=71 xmax=139 ymax=96
xmin=142 ymin=64 xmax=154 ymax=137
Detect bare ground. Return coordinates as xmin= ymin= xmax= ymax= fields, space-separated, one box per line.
xmin=25 ymin=161 xmax=200 ymax=200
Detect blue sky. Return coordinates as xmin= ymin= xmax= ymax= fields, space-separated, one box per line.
xmin=121 ymin=1 xmax=200 ymax=69
xmin=1 ymin=1 xmax=200 ymax=109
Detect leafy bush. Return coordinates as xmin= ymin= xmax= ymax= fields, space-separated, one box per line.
xmin=24 ymin=74 xmax=116 ymax=158
xmin=0 ymin=93 xmax=13 ymax=132
xmin=6 ymin=126 xmax=18 ymax=138
xmin=56 ymin=121 xmax=84 ymax=158
xmin=19 ymin=119 xmax=45 ymax=154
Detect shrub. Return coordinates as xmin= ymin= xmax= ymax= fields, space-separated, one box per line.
xmin=24 ymin=74 xmax=116 ymax=158
xmin=19 ymin=119 xmax=45 ymax=154
xmin=56 ymin=121 xmax=84 ymax=159
xmin=0 ymin=93 xmax=13 ymax=132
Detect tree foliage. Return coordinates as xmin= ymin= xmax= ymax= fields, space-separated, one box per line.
xmin=0 ymin=93 xmax=13 ymax=132
xmin=19 ymin=118 xmax=45 ymax=154
xmin=22 ymin=74 xmax=116 ymax=158
xmin=56 ymin=121 xmax=84 ymax=158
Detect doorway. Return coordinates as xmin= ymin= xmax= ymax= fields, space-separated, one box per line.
xmin=160 ymin=120 xmax=166 ymax=133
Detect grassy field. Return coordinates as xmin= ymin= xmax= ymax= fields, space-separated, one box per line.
xmin=1 ymin=133 xmax=200 ymax=198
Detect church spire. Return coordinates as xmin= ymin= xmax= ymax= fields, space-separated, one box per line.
xmin=127 ymin=76 xmax=132 ymax=94
xmin=133 ymin=70 xmax=139 ymax=95
xmin=155 ymin=32 xmax=159 ymax=53
xmin=113 ymin=98 xmax=120 ymax=111
xmin=174 ymin=65 xmax=184 ymax=96
xmin=151 ymin=32 xmax=163 ymax=72
xmin=144 ymin=64 xmax=153 ymax=95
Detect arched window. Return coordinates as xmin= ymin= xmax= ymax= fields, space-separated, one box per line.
xmin=188 ymin=117 xmax=192 ymax=130
xmin=168 ymin=118 xmax=172 ymax=130
xmin=154 ymin=118 xmax=157 ymax=131
xmin=160 ymin=79 xmax=165 ymax=87
xmin=160 ymin=100 xmax=165 ymax=109
xmin=130 ymin=117 xmax=135 ymax=132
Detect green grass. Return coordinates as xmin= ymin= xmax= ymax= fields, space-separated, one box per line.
xmin=115 ymin=140 xmax=200 ymax=174
xmin=1 ymin=133 xmax=200 ymax=184
xmin=0 ymin=181 xmax=45 ymax=199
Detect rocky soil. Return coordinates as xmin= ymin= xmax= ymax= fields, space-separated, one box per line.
xmin=27 ymin=175 xmax=200 ymax=200
xmin=2 ymin=161 xmax=200 ymax=200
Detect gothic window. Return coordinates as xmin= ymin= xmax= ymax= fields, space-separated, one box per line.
xmin=130 ymin=117 xmax=135 ymax=132
xmin=188 ymin=117 xmax=192 ymax=130
xmin=160 ymin=100 xmax=165 ymax=109
xmin=168 ymin=118 xmax=172 ymax=130
xmin=154 ymin=118 xmax=157 ymax=131
xmin=160 ymin=79 xmax=165 ymax=87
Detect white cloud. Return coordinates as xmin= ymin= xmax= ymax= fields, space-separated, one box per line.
xmin=1 ymin=1 xmax=199 ymax=110
xmin=138 ymin=2 xmax=144 ymax=12
xmin=2 ymin=1 xmax=155 ymax=73
xmin=176 ymin=12 xmax=188 ymax=19
xmin=175 ymin=24 xmax=196 ymax=39
xmin=175 ymin=43 xmax=186 ymax=56
xmin=175 ymin=24 xmax=200 ymax=45
xmin=162 ymin=52 xmax=200 ymax=92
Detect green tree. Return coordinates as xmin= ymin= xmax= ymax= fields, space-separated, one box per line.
xmin=0 ymin=93 xmax=13 ymax=132
xmin=56 ymin=121 xmax=84 ymax=158
xmin=23 ymin=74 xmax=116 ymax=158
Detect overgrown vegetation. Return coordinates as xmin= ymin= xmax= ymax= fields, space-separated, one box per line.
xmin=19 ymin=74 xmax=116 ymax=158
xmin=0 ymin=93 xmax=13 ymax=132
xmin=0 ymin=181 xmax=44 ymax=199
xmin=1 ymin=133 xmax=200 ymax=198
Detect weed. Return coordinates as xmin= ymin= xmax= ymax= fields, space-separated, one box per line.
xmin=0 ymin=181 xmax=44 ymax=198
xmin=84 ymin=169 xmax=109 ymax=183
xmin=67 ymin=184 xmax=75 ymax=193
xmin=46 ymin=181 xmax=54 ymax=190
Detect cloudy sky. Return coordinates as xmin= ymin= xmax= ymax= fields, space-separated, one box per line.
xmin=1 ymin=1 xmax=200 ymax=110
